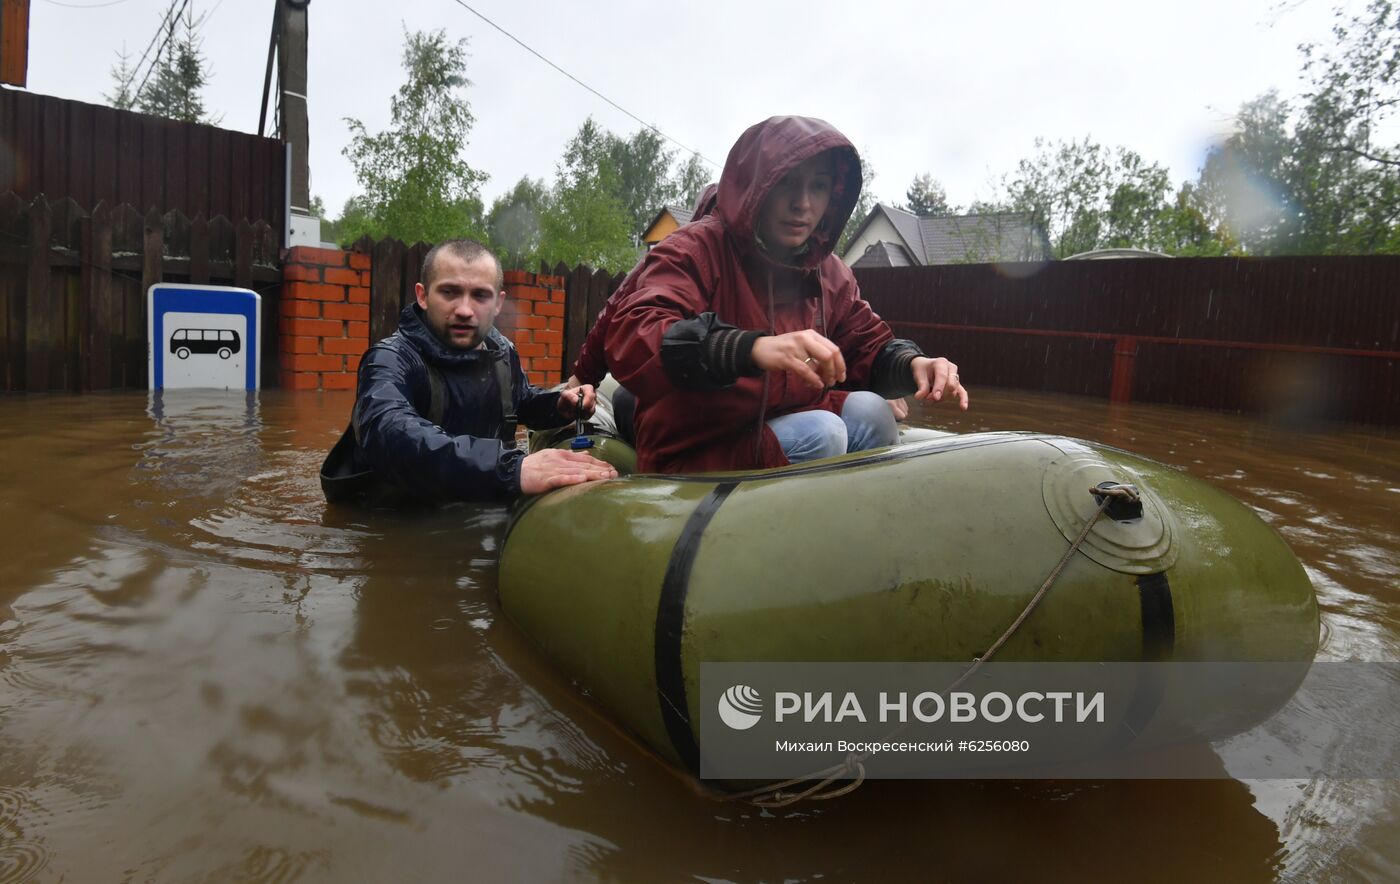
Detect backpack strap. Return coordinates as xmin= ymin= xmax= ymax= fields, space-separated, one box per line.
xmin=492 ymin=353 xmax=518 ymax=450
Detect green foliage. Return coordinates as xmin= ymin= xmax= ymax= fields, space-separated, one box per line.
xmin=139 ymin=40 xmax=215 ymax=123
xmin=109 ymin=10 xmax=219 ymax=124
xmin=904 ymin=173 xmax=952 ymax=216
xmin=537 ymin=118 xmax=639 ymax=271
xmin=998 ymin=137 xmax=1237 ymax=258
xmin=838 ymin=151 xmax=879 ymax=254
xmin=606 ymin=128 xmax=679 ymax=233
xmin=105 ymin=48 xmax=137 ymax=111
xmin=1189 ymin=2 xmax=1400 ymax=255
xmin=487 ymin=177 xmax=550 ymax=270
xmin=528 ymin=118 xmax=714 ymax=271
xmin=674 ymin=153 xmax=711 ymax=213
xmin=340 ymin=29 xmax=488 ymax=245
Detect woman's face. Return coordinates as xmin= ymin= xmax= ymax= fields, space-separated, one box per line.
xmin=756 ymin=152 xmax=835 ymax=253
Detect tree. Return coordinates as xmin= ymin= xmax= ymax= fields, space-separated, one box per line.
xmin=997 ymin=137 xmax=1234 ymax=257
xmin=1192 ymin=93 xmax=1301 ymax=254
xmin=1188 ymin=3 xmax=1400 ymax=255
xmin=341 ymin=29 xmax=488 ymax=245
xmin=487 ymin=177 xmax=549 ymax=270
xmin=105 ymin=47 xmax=138 ymax=110
xmin=674 ymin=153 xmax=712 ymax=213
xmin=537 ymin=118 xmax=638 ymax=271
xmin=838 ymin=151 xmax=879 ymax=254
xmin=108 ymin=7 xmax=219 ymax=124
xmin=606 ymin=128 xmax=679 ymax=234
xmin=904 ymin=173 xmax=952 ymax=216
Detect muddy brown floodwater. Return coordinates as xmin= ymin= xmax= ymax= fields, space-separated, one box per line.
xmin=0 ymin=387 xmax=1396 ymax=882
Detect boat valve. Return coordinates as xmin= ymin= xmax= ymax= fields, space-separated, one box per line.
xmin=1091 ymin=482 xmax=1143 ymax=522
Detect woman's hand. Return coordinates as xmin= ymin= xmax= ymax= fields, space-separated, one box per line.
xmin=750 ymin=330 xmax=847 ymax=390
xmin=910 ymin=357 xmax=969 ymax=410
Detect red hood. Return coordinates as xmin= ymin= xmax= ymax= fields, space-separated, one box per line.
xmin=716 ymin=116 xmax=862 ymax=268
xmin=692 ymin=182 xmax=719 ymax=220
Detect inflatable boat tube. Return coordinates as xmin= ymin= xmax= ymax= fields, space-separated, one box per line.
xmin=498 ymin=428 xmax=1319 ymax=778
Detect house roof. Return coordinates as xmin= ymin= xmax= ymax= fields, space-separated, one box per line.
xmin=851 ymin=240 xmax=916 ymax=268
xmin=844 ymin=203 xmax=1049 ymax=265
xmin=642 ymin=204 xmax=695 ymax=240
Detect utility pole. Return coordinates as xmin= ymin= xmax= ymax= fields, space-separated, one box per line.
xmin=276 ymin=0 xmax=318 ymax=246
xmin=1 ymin=0 xmax=31 ymax=88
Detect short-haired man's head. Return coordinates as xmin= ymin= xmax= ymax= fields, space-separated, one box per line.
xmin=421 ymin=238 xmax=503 ymax=291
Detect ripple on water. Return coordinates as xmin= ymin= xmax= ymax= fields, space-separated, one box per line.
xmin=0 ymin=841 xmax=51 ymax=884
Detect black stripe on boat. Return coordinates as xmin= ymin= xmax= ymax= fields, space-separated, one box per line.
xmin=1110 ymin=572 xmax=1178 ymax=750
xmin=654 ymin=482 xmax=737 ymax=775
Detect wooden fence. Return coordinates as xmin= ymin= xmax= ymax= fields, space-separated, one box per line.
xmin=856 ymin=257 xmax=1400 ymax=425
xmin=0 ymin=193 xmax=281 ymax=392
xmin=550 ymin=255 xmax=1399 ymax=426
xmin=0 ymin=89 xmax=287 ymax=235
xmin=357 ymin=235 xmax=431 ymax=345
xmin=561 ymin=263 xmax=627 ymax=373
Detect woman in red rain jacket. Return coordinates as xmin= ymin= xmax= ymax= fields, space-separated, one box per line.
xmin=605 ymin=116 xmax=968 ymax=474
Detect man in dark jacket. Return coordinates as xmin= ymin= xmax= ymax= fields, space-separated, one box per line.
xmin=324 ymin=238 xmax=616 ymax=504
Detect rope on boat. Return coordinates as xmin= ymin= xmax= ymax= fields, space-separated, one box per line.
xmin=729 ymin=482 xmax=1141 ymax=809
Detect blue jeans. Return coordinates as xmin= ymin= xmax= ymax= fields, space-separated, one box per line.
xmin=766 ymin=391 xmax=898 ymax=464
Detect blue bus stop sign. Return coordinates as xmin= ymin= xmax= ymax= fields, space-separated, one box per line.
xmin=147 ymin=284 xmax=262 ymax=390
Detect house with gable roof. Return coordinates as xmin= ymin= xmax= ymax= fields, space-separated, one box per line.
xmin=841 ymin=203 xmax=1051 ymax=267
xmin=640 ymin=204 xmax=695 ymax=249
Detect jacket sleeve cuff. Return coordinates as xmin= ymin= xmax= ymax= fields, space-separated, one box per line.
xmin=869 ymin=339 xmax=925 ymax=398
xmin=660 ymin=313 xmax=765 ymax=389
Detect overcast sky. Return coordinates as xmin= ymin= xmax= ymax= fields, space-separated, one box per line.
xmin=26 ymin=0 xmax=1351 ymax=218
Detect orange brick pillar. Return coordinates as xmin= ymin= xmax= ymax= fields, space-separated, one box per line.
xmin=279 ymin=246 xmax=372 ymax=390
xmin=499 ymin=269 xmax=567 ymax=387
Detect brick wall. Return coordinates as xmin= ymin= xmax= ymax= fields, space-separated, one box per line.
xmin=275 ymin=250 xmax=569 ymax=391
xmin=499 ymin=269 xmax=567 ymax=387
xmin=278 ymin=246 xmax=370 ymax=390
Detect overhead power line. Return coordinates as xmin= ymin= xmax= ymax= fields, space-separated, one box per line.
xmin=41 ymin=0 xmax=135 ymax=8
xmin=132 ymin=0 xmax=194 ymax=105
xmin=445 ymin=0 xmax=721 ymax=170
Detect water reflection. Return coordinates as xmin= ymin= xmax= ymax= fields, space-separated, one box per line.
xmin=0 ymin=389 xmax=1393 ymax=880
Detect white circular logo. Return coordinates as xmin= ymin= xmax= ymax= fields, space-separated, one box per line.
xmin=718 ymin=684 xmax=764 ymax=730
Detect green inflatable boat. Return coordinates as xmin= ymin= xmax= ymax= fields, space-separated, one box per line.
xmin=498 ymin=424 xmax=1319 ymax=782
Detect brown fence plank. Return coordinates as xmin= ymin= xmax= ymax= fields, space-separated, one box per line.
xmin=66 ymin=100 xmax=94 ymax=208
xmin=163 ymin=209 xmax=190 ymax=279
xmin=25 ymin=195 xmax=51 ymax=391
xmin=0 ymin=191 xmax=22 ymax=390
xmin=370 ymin=237 xmax=405 ymax=342
xmin=138 ymin=116 xmax=165 ymax=213
xmin=189 ymin=213 xmax=210 ymax=283
xmin=564 ymin=263 xmax=592 ymax=372
xmin=111 ymin=203 xmax=142 ymax=387
xmin=115 ymin=110 xmax=142 ymax=208
xmin=91 ymin=105 xmax=117 ymax=208
xmin=208 ymin=214 xmax=234 ymax=282
xmin=41 ymin=97 xmax=66 ymax=204
xmin=163 ymin=122 xmax=188 ymax=225
xmin=252 ymin=220 xmax=279 ymax=389
xmin=233 ymin=219 xmax=253 ymax=289
xmin=85 ymin=201 xmax=113 ymax=390
xmin=138 ymin=206 xmax=163 ymax=387
xmin=52 ymin=197 xmax=83 ymax=391
xmin=186 ymin=124 xmax=210 ymax=219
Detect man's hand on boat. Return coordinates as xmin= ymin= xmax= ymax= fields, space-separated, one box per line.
xmin=911 ymin=356 xmax=969 ymax=410
xmin=751 ymin=330 xmax=847 ymax=389
xmin=556 ymin=384 xmax=598 ymax=420
xmin=520 ymin=448 xmax=618 ymax=495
